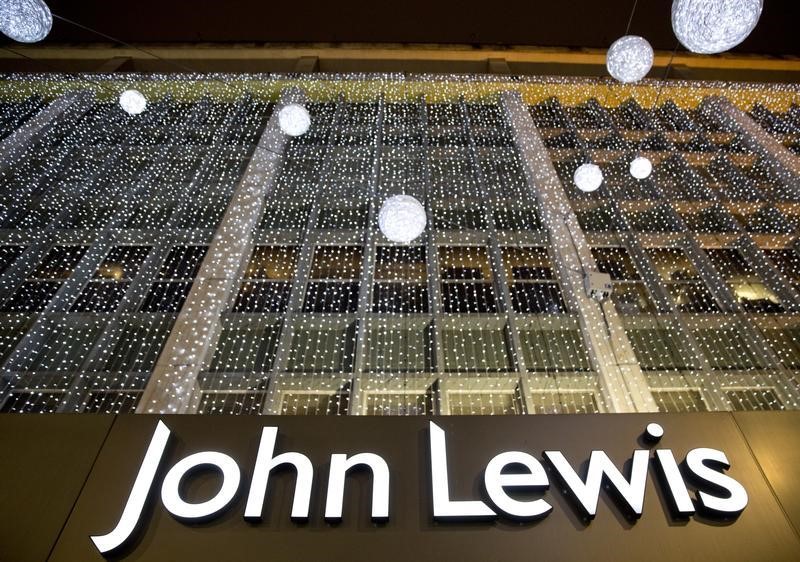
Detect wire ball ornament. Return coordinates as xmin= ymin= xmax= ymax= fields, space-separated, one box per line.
xmin=119 ymin=89 xmax=148 ymax=116
xmin=0 ymin=0 xmax=52 ymax=43
xmin=630 ymin=156 xmax=653 ymax=179
xmin=574 ymin=163 xmax=604 ymax=193
xmin=378 ymin=195 xmax=427 ymax=243
xmin=606 ymin=35 xmax=654 ymax=83
xmin=671 ymin=0 xmax=763 ymax=54
xmin=278 ymin=103 xmax=312 ymax=137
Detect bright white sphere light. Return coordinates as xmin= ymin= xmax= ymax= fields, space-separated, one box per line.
xmin=630 ymin=156 xmax=653 ymax=179
xmin=0 ymin=0 xmax=52 ymax=43
xmin=119 ymin=89 xmax=147 ymax=115
xmin=278 ymin=103 xmax=311 ymax=137
xmin=606 ymin=35 xmax=654 ymax=83
xmin=573 ymin=163 xmax=603 ymax=193
xmin=378 ymin=195 xmax=427 ymax=243
xmin=672 ymin=0 xmax=763 ymax=55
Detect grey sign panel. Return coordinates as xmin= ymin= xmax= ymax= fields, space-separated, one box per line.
xmin=1 ymin=413 xmax=797 ymax=561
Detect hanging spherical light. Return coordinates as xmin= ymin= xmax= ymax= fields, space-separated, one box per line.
xmin=119 ymin=89 xmax=147 ymax=115
xmin=378 ymin=195 xmax=427 ymax=243
xmin=0 ymin=0 xmax=52 ymax=43
xmin=573 ymin=163 xmax=603 ymax=193
xmin=278 ymin=103 xmax=311 ymax=137
xmin=606 ymin=35 xmax=654 ymax=83
xmin=671 ymin=0 xmax=763 ymax=55
xmin=630 ymin=156 xmax=653 ymax=179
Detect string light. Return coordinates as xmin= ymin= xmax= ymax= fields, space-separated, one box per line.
xmin=0 ymin=73 xmax=796 ymax=417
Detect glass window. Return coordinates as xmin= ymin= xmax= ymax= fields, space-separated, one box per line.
xmin=139 ymin=245 xmax=207 ymax=312
xmin=72 ymin=246 xmax=151 ymax=313
xmin=449 ymin=390 xmax=523 ymax=415
xmin=208 ymin=322 xmax=281 ymax=373
xmin=439 ymin=247 xmax=497 ymax=313
xmin=760 ymin=326 xmax=800 ymax=370
xmin=199 ymin=390 xmax=268 ymax=415
xmin=627 ymin=328 xmax=696 ymax=371
xmin=303 ymin=246 xmax=362 ymax=313
xmin=81 ymin=390 xmax=141 ymax=414
xmin=764 ymin=248 xmax=800 ymax=293
xmin=233 ymin=246 xmax=297 ymax=313
xmin=0 ymin=390 xmax=64 ymax=413
xmin=366 ymin=389 xmax=434 ymax=415
xmin=726 ymin=388 xmax=783 ymax=411
xmin=646 ymin=248 xmax=720 ymax=313
xmin=651 ymin=390 xmax=707 ymax=413
xmin=90 ymin=321 xmax=173 ymax=373
xmin=529 ymin=391 xmax=599 ymax=414
xmin=693 ymin=326 xmax=771 ymax=370
xmin=518 ymin=327 xmax=591 ymax=372
xmin=281 ymin=386 xmax=350 ymax=415
xmin=372 ymin=246 xmax=428 ymax=314
xmin=2 ymin=245 xmax=88 ymax=312
xmin=705 ymin=248 xmax=783 ymax=313
xmin=593 ymin=247 xmax=655 ymax=314
xmin=364 ymin=323 xmax=432 ymax=373
xmin=0 ymin=245 xmax=24 ymax=275
xmin=14 ymin=322 xmax=104 ymax=373
xmin=441 ymin=326 xmax=513 ymax=372
xmin=502 ymin=247 xmax=567 ymax=314
xmin=287 ymin=324 xmax=356 ymax=373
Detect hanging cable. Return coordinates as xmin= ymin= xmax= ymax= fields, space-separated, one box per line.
xmin=52 ymin=14 xmax=200 ymax=75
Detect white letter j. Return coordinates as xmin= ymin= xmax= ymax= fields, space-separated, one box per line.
xmin=90 ymin=420 xmax=171 ymax=554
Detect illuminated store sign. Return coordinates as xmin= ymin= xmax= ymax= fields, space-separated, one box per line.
xmin=91 ymin=420 xmax=748 ymax=555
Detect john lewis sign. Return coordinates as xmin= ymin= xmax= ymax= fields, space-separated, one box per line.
xmin=8 ymin=414 xmax=798 ymax=562
xmin=93 ymin=419 xmax=748 ymax=556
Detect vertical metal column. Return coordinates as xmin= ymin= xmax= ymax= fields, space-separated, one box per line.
xmin=349 ymin=97 xmax=384 ymax=415
xmin=500 ymin=90 xmax=656 ymax=413
xmin=418 ymin=98 xmax=447 ymax=379
xmin=0 ymin=91 xmax=93 ymax=173
xmin=263 ymin=97 xmax=346 ymax=414
xmin=699 ymin=96 xmax=800 ymax=191
xmin=137 ymin=89 xmax=303 ymax=413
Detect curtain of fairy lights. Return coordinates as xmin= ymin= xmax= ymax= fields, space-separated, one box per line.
xmin=0 ymin=73 xmax=798 ymax=414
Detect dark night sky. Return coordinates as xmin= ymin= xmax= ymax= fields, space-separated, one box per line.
xmin=36 ymin=0 xmax=797 ymax=56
